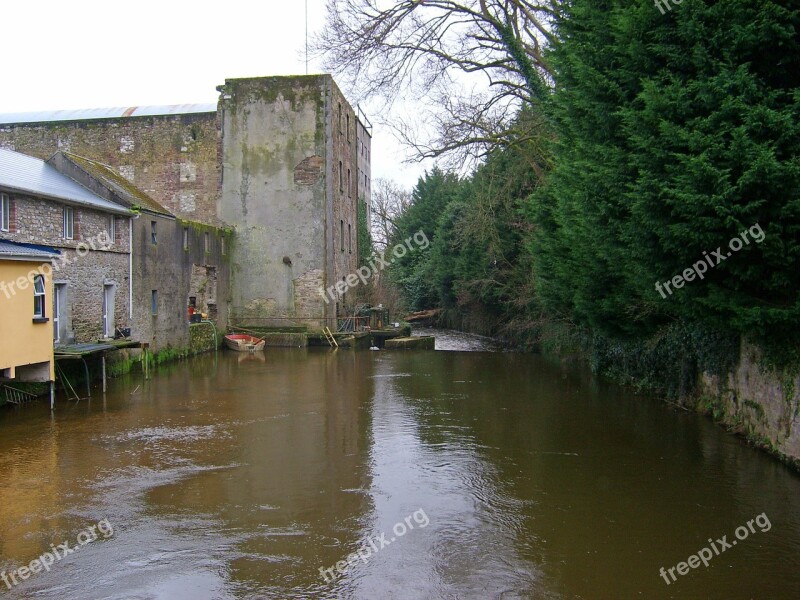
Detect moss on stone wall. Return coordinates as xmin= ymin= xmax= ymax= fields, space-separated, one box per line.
xmin=189 ymin=322 xmax=221 ymax=354
xmin=219 ymin=76 xmax=324 ymax=113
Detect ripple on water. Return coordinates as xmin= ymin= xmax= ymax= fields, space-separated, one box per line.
xmin=100 ymin=424 xmax=230 ymax=446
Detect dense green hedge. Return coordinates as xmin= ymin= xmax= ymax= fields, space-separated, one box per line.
xmin=389 ymin=0 xmax=800 ymax=372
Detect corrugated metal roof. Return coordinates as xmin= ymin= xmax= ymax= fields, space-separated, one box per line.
xmin=0 ymin=104 xmax=217 ymax=125
xmin=0 ymin=239 xmax=60 ymax=260
xmin=0 ymin=148 xmax=132 ymax=215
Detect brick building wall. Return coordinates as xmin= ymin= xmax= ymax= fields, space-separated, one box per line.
xmin=0 ymin=112 xmax=221 ymax=225
xmin=330 ymin=81 xmax=360 ymax=313
xmin=356 ymin=112 xmax=372 ymax=227
xmin=0 ymin=193 xmax=131 ymax=343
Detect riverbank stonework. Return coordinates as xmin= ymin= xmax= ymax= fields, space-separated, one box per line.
xmin=698 ymin=340 xmax=800 ymax=466
xmin=448 ymin=314 xmax=800 ymax=469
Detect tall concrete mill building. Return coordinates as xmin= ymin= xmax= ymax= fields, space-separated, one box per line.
xmin=0 ymin=74 xmax=372 ymax=331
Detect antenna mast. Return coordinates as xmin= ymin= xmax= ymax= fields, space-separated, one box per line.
xmin=305 ymin=0 xmax=309 ymax=74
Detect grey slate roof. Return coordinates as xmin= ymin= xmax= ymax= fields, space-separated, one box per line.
xmin=0 ymin=104 xmax=217 ymax=125
xmin=0 ymin=148 xmax=132 ymax=215
xmin=0 ymin=239 xmax=60 ymax=261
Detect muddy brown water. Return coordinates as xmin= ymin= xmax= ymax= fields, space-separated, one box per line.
xmin=1 ymin=331 xmax=799 ymax=599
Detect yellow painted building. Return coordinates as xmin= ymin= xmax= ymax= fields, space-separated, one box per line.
xmin=0 ymin=241 xmax=59 ymax=383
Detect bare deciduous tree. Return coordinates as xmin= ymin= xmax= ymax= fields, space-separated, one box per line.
xmin=314 ymin=0 xmax=561 ymax=168
xmin=370 ymin=178 xmax=413 ymax=250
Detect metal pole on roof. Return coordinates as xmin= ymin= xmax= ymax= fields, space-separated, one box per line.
xmin=305 ymin=0 xmax=309 ymax=75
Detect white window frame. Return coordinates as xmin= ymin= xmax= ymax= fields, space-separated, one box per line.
xmin=63 ymin=207 xmax=74 ymax=240
xmin=33 ymin=275 xmax=45 ymax=318
xmin=0 ymin=193 xmax=9 ymax=232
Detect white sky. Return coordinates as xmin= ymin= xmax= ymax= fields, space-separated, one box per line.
xmin=0 ymin=0 xmax=428 ymax=188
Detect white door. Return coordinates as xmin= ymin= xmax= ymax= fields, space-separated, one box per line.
xmin=53 ymin=285 xmax=61 ymax=342
xmin=103 ymin=284 xmax=115 ymax=338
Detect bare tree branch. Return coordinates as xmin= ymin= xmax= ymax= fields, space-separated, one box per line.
xmin=370 ymin=178 xmax=413 ymax=250
xmin=314 ymin=0 xmax=562 ymax=166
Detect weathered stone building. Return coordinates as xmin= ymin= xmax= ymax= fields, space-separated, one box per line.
xmin=0 ymin=74 xmax=372 ymax=332
xmin=218 ymin=75 xmax=366 ymax=325
xmin=356 ymin=106 xmax=373 ymax=225
xmin=0 ymin=148 xmax=133 ymax=345
xmin=0 ymin=105 xmax=221 ymax=225
xmin=47 ymin=152 xmax=230 ymax=351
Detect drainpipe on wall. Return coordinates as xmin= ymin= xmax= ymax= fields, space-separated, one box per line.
xmin=129 ymin=214 xmax=138 ymax=321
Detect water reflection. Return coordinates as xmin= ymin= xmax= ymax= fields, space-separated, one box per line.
xmin=0 ymin=342 xmax=798 ymax=599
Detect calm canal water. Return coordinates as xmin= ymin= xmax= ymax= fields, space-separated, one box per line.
xmin=1 ymin=332 xmax=799 ymax=599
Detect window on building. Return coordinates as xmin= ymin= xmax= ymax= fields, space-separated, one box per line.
xmin=347 ymin=168 xmax=351 ymax=198
xmin=339 ymin=161 xmax=343 ymax=193
xmin=151 ymin=290 xmax=158 ymax=315
xmin=108 ymin=215 xmax=116 ymax=243
xmin=183 ymin=227 xmax=189 ymax=250
xmin=338 ymin=103 xmax=343 ymax=134
xmin=346 ymin=114 xmax=350 ymax=143
xmin=151 ymin=221 xmax=157 ymax=245
xmin=0 ymin=193 xmax=9 ymax=232
xmin=33 ymin=275 xmax=45 ymax=319
xmin=204 ymin=232 xmax=209 ymax=253
xmin=348 ymin=223 xmax=352 ymax=254
xmin=63 ymin=207 xmax=74 ymax=240
xmin=221 ymin=236 xmax=226 ymax=256
xmin=340 ymin=220 xmax=344 ymax=252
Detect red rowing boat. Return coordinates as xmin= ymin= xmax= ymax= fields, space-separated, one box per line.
xmin=224 ymin=334 xmax=265 ymax=352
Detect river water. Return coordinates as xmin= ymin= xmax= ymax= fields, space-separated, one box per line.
xmin=0 ymin=331 xmax=799 ymax=599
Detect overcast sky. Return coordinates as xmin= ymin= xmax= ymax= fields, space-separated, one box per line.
xmin=0 ymin=0 xmax=428 ymax=188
